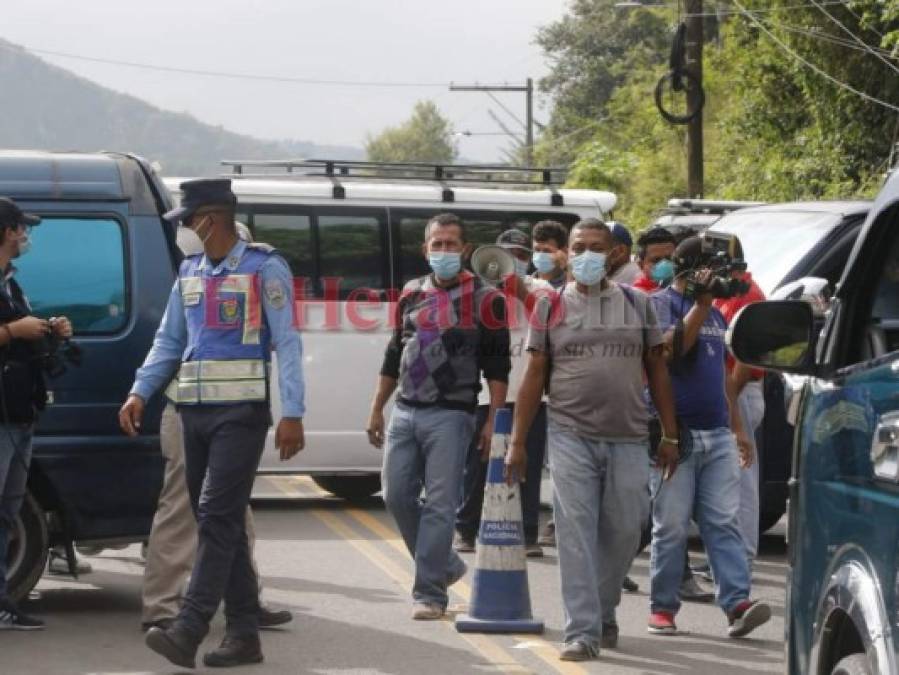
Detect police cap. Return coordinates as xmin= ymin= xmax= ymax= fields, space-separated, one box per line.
xmin=164 ymin=179 xmax=237 ymax=224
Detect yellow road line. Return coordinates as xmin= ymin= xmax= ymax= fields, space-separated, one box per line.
xmin=312 ymin=509 xmax=532 ymax=674
xmin=268 ymin=479 xmax=531 ymax=673
xmin=344 ymin=508 xmax=588 ymax=675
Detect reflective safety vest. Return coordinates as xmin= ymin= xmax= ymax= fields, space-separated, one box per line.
xmin=170 ymin=244 xmax=274 ymax=406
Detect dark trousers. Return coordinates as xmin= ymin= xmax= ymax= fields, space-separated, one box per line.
xmin=456 ymin=403 xmax=546 ymax=544
xmin=176 ymin=403 xmax=269 ymax=641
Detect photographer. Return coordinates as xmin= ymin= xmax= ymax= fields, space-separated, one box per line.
xmin=646 ymin=235 xmax=770 ymax=639
xmin=0 ymin=197 xmax=73 ymax=630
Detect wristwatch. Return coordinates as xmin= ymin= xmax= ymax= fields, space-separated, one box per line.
xmin=660 ymin=435 xmax=680 ymax=446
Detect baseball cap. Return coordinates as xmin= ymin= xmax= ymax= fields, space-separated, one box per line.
xmin=496 ymin=229 xmax=531 ymax=252
xmin=0 ymin=197 xmax=40 ymax=228
xmin=609 ymin=221 xmax=633 ymax=249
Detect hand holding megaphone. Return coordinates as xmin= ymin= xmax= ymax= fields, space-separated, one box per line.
xmin=470 ymin=245 xmax=517 ymax=287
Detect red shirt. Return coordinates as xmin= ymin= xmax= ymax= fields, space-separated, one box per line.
xmin=633 ymin=275 xmax=659 ymax=293
xmin=714 ymin=272 xmax=766 ymax=378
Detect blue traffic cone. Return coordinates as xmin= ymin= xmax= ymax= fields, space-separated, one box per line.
xmin=456 ymin=407 xmax=544 ymax=634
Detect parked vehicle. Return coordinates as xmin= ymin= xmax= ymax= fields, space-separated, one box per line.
xmin=708 ymin=201 xmax=870 ymax=533
xmin=1 ymin=150 xmax=176 ymax=602
xmin=651 ymin=198 xmax=764 ymax=238
xmin=165 ymin=159 xmax=618 ymax=500
xmin=728 ymin=175 xmax=899 ymax=674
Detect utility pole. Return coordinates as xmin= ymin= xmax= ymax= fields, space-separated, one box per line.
xmin=685 ymin=0 xmax=704 ymax=197
xmin=449 ymin=80 xmax=535 ymax=166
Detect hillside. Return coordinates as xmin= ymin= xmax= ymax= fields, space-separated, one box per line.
xmin=0 ymin=39 xmax=362 ymax=176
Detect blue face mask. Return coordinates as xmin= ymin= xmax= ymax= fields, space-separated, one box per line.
xmin=532 ymin=251 xmax=555 ymax=275
xmin=651 ymin=258 xmax=675 ymax=284
xmin=513 ymin=259 xmax=529 ymax=277
xmin=571 ymin=250 xmax=607 ymax=286
xmin=428 ymin=251 xmax=462 ymax=280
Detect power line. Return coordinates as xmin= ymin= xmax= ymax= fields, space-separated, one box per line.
xmin=611 ymin=0 xmax=851 ymax=18
xmin=808 ymin=0 xmax=899 ymax=76
xmin=766 ymin=19 xmax=899 ymax=61
xmin=732 ymin=0 xmax=899 ymax=113
xmin=0 ymin=42 xmax=452 ymax=88
xmin=485 ymin=91 xmax=528 ymax=130
xmin=839 ymin=1 xmax=885 ymax=39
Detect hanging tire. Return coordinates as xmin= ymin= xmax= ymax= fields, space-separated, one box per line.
xmin=6 ymin=492 xmax=49 ymax=604
xmin=654 ymin=69 xmax=705 ymax=125
xmin=831 ymin=654 xmax=871 ymax=675
xmin=312 ymin=475 xmax=381 ymax=502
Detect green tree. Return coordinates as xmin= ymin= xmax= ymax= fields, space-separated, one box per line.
xmin=366 ymin=100 xmax=457 ymax=164
xmin=534 ymin=0 xmax=672 ymax=164
xmin=537 ymin=0 xmax=899 ymax=227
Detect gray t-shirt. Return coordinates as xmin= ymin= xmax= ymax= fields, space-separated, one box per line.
xmin=526 ymin=281 xmax=663 ymax=440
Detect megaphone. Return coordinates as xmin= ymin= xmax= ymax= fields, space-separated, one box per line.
xmin=471 ymin=245 xmax=516 ymax=287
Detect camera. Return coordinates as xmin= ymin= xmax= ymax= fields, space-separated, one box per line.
xmin=681 ymin=232 xmax=750 ymax=300
xmin=37 ymin=333 xmax=82 ymax=378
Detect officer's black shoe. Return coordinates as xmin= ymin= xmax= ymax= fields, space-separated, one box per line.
xmin=145 ymin=625 xmax=198 ymax=669
xmin=203 ymin=634 xmax=264 ymax=668
xmin=258 ymin=605 xmax=293 ymax=629
xmin=141 ymin=617 xmax=174 ymax=633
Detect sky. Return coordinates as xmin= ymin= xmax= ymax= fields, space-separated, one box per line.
xmin=3 ymin=0 xmax=572 ymax=162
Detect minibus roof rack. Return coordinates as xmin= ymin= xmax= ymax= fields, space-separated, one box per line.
xmin=221 ymin=159 xmax=569 ymax=203
xmin=221 ymin=159 xmax=566 ymax=189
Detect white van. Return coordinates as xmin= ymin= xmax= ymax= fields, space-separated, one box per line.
xmin=164 ymin=160 xmax=616 ymax=500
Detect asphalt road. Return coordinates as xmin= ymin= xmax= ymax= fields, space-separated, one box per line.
xmin=1 ymin=476 xmax=787 ymax=675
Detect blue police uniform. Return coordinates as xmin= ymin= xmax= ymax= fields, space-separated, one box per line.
xmin=131 ymin=231 xmax=304 ymax=646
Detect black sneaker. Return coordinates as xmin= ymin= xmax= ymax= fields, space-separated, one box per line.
xmin=680 ymin=576 xmax=714 ymax=603
xmin=622 ymin=576 xmax=639 ymax=593
xmin=258 ymin=605 xmax=292 ymax=629
xmin=600 ymin=622 xmax=619 ymax=649
xmin=728 ymin=599 xmax=772 ymax=638
xmin=203 ymin=634 xmax=264 ymax=668
xmin=0 ymin=603 xmax=44 ymax=631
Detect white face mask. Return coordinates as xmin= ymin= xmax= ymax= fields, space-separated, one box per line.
xmin=189 ymin=214 xmax=214 ymax=247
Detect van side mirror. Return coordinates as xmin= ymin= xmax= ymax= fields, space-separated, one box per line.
xmin=727 ymin=301 xmax=815 ymax=374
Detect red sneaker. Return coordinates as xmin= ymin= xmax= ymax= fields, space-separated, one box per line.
xmin=647 ymin=611 xmax=678 ymax=635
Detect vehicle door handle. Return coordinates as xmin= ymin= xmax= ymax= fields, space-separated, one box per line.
xmin=871 ymin=412 xmax=899 ymax=482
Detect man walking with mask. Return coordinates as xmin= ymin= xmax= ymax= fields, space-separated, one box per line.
xmin=607 ymin=222 xmax=642 ymax=285
xmin=507 ymin=218 xmax=679 ymax=661
xmin=119 ymin=179 xmax=305 ymax=668
xmin=367 ymin=213 xmax=511 ymax=620
xmin=633 ymin=228 xmax=677 ymax=293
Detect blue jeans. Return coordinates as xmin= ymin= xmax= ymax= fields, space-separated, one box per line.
xmin=0 ymin=424 xmax=33 ymax=604
xmin=650 ymin=427 xmax=751 ymax=616
xmin=550 ymin=421 xmax=650 ymax=645
xmin=382 ymin=403 xmax=474 ymax=608
xmin=738 ymin=382 xmax=765 ymax=561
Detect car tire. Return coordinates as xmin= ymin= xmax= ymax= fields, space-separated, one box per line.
xmin=831 ymin=654 xmax=871 ymax=675
xmin=312 ymin=475 xmax=381 ymax=502
xmin=6 ymin=492 xmax=49 ymax=604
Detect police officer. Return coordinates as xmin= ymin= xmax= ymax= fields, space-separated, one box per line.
xmin=0 ymin=197 xmax=73 ymax=630
xmin=119 ymin=179 xmax=305 ymax=668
